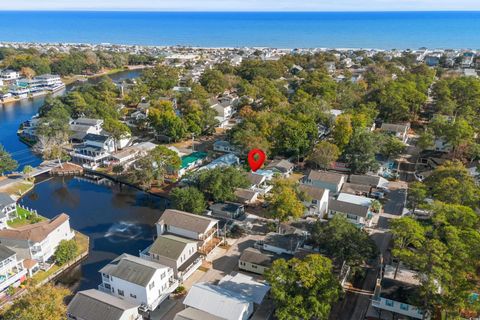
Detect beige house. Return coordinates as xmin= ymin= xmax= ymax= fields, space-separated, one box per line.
xmin=238 ymin=248 xmax=273 ymax=275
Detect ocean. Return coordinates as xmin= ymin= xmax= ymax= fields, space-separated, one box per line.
xmin=0 ymin=11 xmax=479 ymax=49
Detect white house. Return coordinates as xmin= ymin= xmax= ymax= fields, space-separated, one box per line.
xmin=0 ymin=213 xmax=75 ymax=263
xmin=156 ymin=209 xmax=219 ymax=255
xmin=211 ymin=101 xmax=235 ymax=128
xmin=328 ymin=199 xmax=373 ymax=227
xmin=0 ymin=70 xmax=20 ymax=81
xmin=371 ymin=265 xmax=427 ymax=320
xmin=303 ymin=170 xmax=346 ymax=194
xmin=299 ymin=185 xmax=329 ymax=217
xmin=0 ymin=245 xmax=27 ymax=293
xmin=140 ymin=235 xmax=202 ymax=282
xmin=67 ymin=289 xmax=142 ymax=320
xmin=70 ymin=133 xmax=116 ymax=169
xmin=99 ymin=254 xmax=178 ymax=311
xmin=379 ymin=123 xmax=410 ymax=144
xmin=0 ymin=193 xmax=17 ymax=229
xmin=69 ymin=118 xmax=104 ymax=141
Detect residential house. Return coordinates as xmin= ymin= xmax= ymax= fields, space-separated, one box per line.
xmin=302 ymin=170 xmax=345 ymax=194
xmin=0 ymin=193 xmax=17 ymax=229
xmin=98 ymin=254 xmax=178 ymax=311
xmin=156 ymin=209 xmax=219 ymax=255
xmin=0 ymin=70 xmax=20 ymax=82
xmin=209 ymin=202 xmax=245 ymax=220
xmin=70 ymin=133 xmax=116 ymax=169
xmin=379 ymin=123 xmax=410 ymax=144
xmin=341 ymin=182 xmax=372 ymax=197
xmin=213 ymin=140 xmax=239 ymax=154
xmin=67 ymin=289 xmax=142 ymax=320
xmin=177 ymin=152 xmax=208 ymax=177
xmin=299 ymin=185 xmax=329 ymax=217
xmin=0 ymin=244 xmax=27 ymax=293
xmin=349 ymin=174 xmax=389 ymax=189
xmin=328 ymin=199 xmax=373 ymax=227
xmin=174 ymin=308 xmax=224 ymax=320
xmin=69 ymin=118 xmax=103 ymax=141
xmin=198 ymin=153 xmax=239 ymax=172
xmin=371 ymin=265 xmax=427 ymax=320
xmin=140 ymin=235 xmax=202 ymax=281
xmin=265 ymin=159 xmax=294 ymax=177
xmin=239 ymin=247 xmax=274 ymax=275
xmin=211 ymin=100 xmax=235 ymax=128
xmin=259 ymin=233 xmax=304 ymax=255
xmin=234 ymin=188 xmax=259 ymax=205
xmin=0 ymin=213 xmax=75 ymax=263
xmin=245 ymin=172 xmax=272 ymax=195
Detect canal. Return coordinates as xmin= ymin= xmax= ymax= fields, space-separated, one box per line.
xmin=0 ymin=69 xmax=168 ymax=291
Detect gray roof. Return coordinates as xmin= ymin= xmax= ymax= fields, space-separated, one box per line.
xmin=148 ymin=235 xmax=197 ymax=260
xmin=380 ymin=123 xmax=409 ymax=133
xmin=246 ymin=172 xmax=264 ymax=186
xmin=349 ymin=174 xmax=381 ymax=187
xmin=0 ymin=193 xmax=14 ymax=211
xmin=210 ymin=202 xmax=243 ymax=214
xmin=341 ymin=182 xmax=372 ymax=195
xmin=235 ymin=188 xmax=258 ymax=202
xmin=329 ymin=199 xmax=370 ymax=218
xmin=67 ymin=289 xmax=138 ymax=320
xmin=263 ymin=233 xmax=303 ymax=252
xmin=158 ymin=209 xmax=218 ymax=235
xmin=307 ymin=170 xmax=344 ymax=185
xmin=299 ymin=184 xmax=327 ymax=200
xmin=239 ymin=248 xmax=272 ymax=267
xmin=84 ymin=133 xmax=111 ymax=143
xmin=266 ymin=159 xmax=294 ymax=173
xmin=99 ymin=253 xmax=167 ymax=287
xmin=0 ymin=244 xmax=15 ymax=261
xmin=174 ymin=307 xmax=224 ymax=320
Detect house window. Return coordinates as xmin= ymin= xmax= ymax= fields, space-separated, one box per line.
xmin=149 ymin=281 xmax=155 ymax=290
xmin=104 ymin=283 xmax=111 ymax=290
xmin=161 ymin=272 xmax=166 ymax=280
xmin=400 ymin=303 xmax=409 ymax=311
xmin=118 ymin=289 xmax=124 ymax=296
xmin=346 ymin=214 xmax=358 ymax=221
xmin=130 ymin=293 xmax=137 ymax=298
xmin=385 ymin=299 xmax=394 ymax=307
xmin=252 ymin=265 xmax=257 ymax=269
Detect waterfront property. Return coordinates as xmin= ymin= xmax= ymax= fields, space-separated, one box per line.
xmin=140 ymin=234 xmax=202 ymax=282
xmin=0 ymin=244 xmax=27 ymax=294
xmin=0 ymin=213 xmax=75 ymax=263
xmin=70 ymin=133 xmax=116 ymax=169
xmin=0 ymin=193 xmax=17 ymax=229
xmin=67 ymin=288 xmax=142 ymax=320
xmin=69 ymin=118 xmax=104 ymax=141
xmin=99 ymin=253 xmax=178 ymax=311
xmin=177 ymin=152 xmax=208 ymax=177
xmin=156 ymin=209 xmax=220 ymax=255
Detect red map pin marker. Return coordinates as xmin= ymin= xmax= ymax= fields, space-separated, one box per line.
xmin=248 ymin=149 xmax=266 ymax=172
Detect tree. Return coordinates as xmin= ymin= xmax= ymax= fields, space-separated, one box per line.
xmin=417 ymin=129 xmax=435 ymax=151
xmin=112 ymin=164 xmax=124 ymax=175
xmin=0 ymin=144 xmax=18 ymax=175
xmin=103 ymin=118 xmax=131 ymax=150
xmin=310 ymin=216 xmax=377 ymax=271
xmin=407 ymin=181 xmax=427 ymax=213
xmin=378 ymin=134 xmax=405 ymax=159
xmin=309 ymin=141 xmax=340 ymax=170
xmin=331 ymin=114 xmax=353 ymax=151
xmin=1 ymin=284 xmax=69 ymax=320
xmin=267 ymin=179 xmax=304 ymax=222
xmin=170 ymin=187 xmax=206 ymax=214
xmin=22 ymin=165 xmax=34 ymax=182
xmin=343 ymin=129 xmax=379 ymax=174
xmin=196 ymin=167 xmax=249 ymax=202
xmin=54 ymin=239 xmax=78 ymax=265
xmin=199 ymin=69 xmax=228 ymax=95
xmin=149 ymin=146 xmax=181 ymax=183
xmin=265 ymin=254 xmax=341 ymax=320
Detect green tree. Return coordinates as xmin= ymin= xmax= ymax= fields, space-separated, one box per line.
xmin=343 ymin=129 xmax=379 ymax=174
xmin=102 ymin=118 xmax=131 ymax=150
xmin=1 ymin=284 xmax=69 ymax=320
xmin=0 ymin=144 xmax=18 ymax=175
xmin=407 ymin=181 xmax=427 ymax=213
xmin=378 ymin=134 xmax=406 ymax=159
xmin=54 ymin=239 xmax=78 ymax=265
xmin=196 ymin=167 xmax=249 ymax=202
xmin=310 ymin=216 xmax=377 ymax=271
xmin=267 ymin=179 xmax=304 ymax=222
xmin=200 ymin=69 xmax=228 ymax=95
xmin=309 ymin=141 xmax=340 ymax=170
xmin=170 ymin=187 xmax=206 ymax=214
xmin=266 ymin=254 xmax=341 ymax=320
xmin=331 ymin=114 xmax=353 ymax=151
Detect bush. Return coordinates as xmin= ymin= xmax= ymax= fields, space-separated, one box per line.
xmin=54 ymin=240 xmax=78 ymax=265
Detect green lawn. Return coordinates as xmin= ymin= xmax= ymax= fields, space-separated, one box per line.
xmin=7 ymin=207 xmax=46 ymax=228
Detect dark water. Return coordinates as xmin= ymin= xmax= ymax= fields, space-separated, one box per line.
xmin=1 ymin=11 xmax=480 ymax=49
xmin=0 ymin=69 xmax=156 ymax=291
xmin=19 ymin=176 xmax=167 ymax=290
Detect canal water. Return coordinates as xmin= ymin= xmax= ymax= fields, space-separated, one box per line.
xmin=0 ymin=69 xmax=168 ymax=291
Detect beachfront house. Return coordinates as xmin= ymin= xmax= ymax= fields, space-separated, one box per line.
xmin=140 ymin=234 xmax=202 ymax=282
xmin=298 ymin=184 xmax=329 ymax=217
xmin=70 ymin=133 xmax=115 ymax=169
xmin=0 ymin=193 xmax=17 ymax=229
xmin=0 ymin=244 xmax=28 ymax=293
xmin=156 ymin=209 xmax=220 ymax=255
xmin=0 ymin=213 xmax=75 ymax=263
xmin=67 ymin=289 xmax=142 ymax=320
xmin=98 ymin=254 xmax=178 ymax=311
xmin=302 ymin=170 xmax=345 ymax=194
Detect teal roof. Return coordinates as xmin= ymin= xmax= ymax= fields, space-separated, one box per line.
xmin=181 ymin=152 xmax=208 ymax=169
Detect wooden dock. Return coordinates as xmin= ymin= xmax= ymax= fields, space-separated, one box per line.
xmin=50 ymin=162 xmax=83 ymax=176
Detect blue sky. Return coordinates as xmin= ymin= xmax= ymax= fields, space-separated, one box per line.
xmin=1 ymin=0 xmax=480 ymax=11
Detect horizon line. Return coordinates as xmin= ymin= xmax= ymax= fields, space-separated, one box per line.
xmin=1 ymin=9 xmax=480 ymax=13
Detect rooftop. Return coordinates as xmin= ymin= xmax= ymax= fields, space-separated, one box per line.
xmin=181 ymin=152 xmax=208 ymax=169
xmin=174 ymin=307 xmax=224 ymax=320
xmin=239 ymin=248 xmax=273 ymax=268
xmin=148 ymin=235 xmax=198 ymax=260
xmin=0 ymin=193 xmax=14 ymax=211
xmin=158 ymin=209 xmax=218 ymax=234
xmin=0 ymin=244 xmax=15 ymax=261
xmin=306 ymin=170 xmax=345 ymax=185
xmin=299 ymin=184 xmax=327 ymax=200
xmin=337 ymin=193 xmax=373 ymax=207
xmin=328 ymin=199 xmax=370 ymax=218
xmin=0 ymin=213 xmax=70 ymax=243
